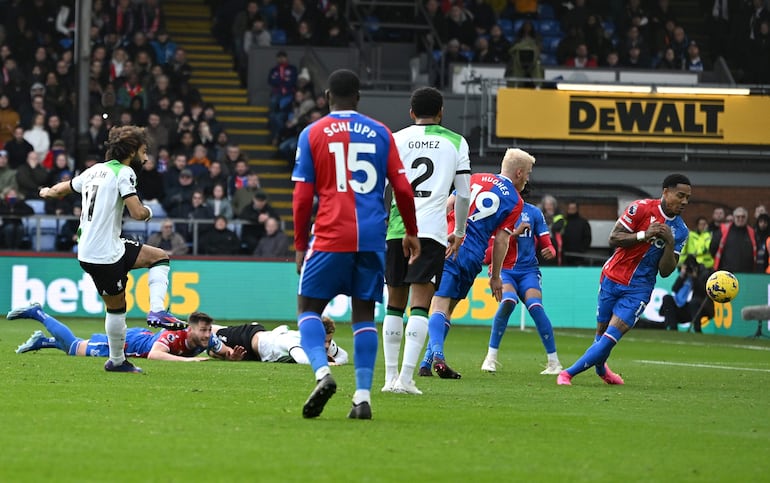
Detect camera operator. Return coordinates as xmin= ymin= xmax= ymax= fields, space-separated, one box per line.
xmin=659 ymin=255 xmax=714 ymax=332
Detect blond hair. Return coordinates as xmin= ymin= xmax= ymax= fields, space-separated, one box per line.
xmin=500 ymin=148 xmax=535 ymax=178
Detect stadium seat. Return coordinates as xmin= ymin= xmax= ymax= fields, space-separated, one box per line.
xmin=270 ymin=29 xmax=287 ymax=46
xmin=363 ymin=15 xmax=380 ymax=34
xmin=27 ymin=199 xmax=45 ymax=214
xmin=121 ymin=220 xmax=148 ymax=242
xmin=512 ymin=19 xmax=525 ymax=37
xmin=459 ymin=50 xmax=474 ymax=62
xmin=540 ymin=52 xmax=558 ymax=66
xmin=144 ymin=200 xmax=166 ymax=219
xmin=538 ymin=19 xmax=562 ymax=36
xmin=498 ymin=18 xmax=515 ymax=38
xmin=29 ymin=217 xmax=59 ymax=251
xmin=538 ymin=3 xmax=556 ymax=19
xmin=542 ymin=35 xmax=563 ymax=54
xmin=602 ymin=20 xmax=616 ymax=38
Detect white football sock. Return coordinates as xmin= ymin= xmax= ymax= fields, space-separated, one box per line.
xmin=547 ymin=351 xmax=559 ymax=363
xmin=486 ymin=347 xmax=499 ymax=359
xmin=148 ymin=264 xmax=170 ymax=312
xmin=353 ymin=389 xmax=371 ymax=405
xmin=105 ymin=312 xmax=127 ymax=364
xmin=315 ymin=366 xmax=331 ymax=381
xmin=398 ymin=314 xmax=428 ymax=382
xmin=382 ymin=314 xmax=404 ymax=383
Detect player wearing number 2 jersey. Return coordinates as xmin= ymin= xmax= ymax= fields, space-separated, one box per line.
xmin=38 ymin=126 xmax=184 ymax=374
xmin=425 ymin=148 xmax=534 ymax=379
xmin=292 ymin=69 xmax=420 ymax=420
xmin=557 ymin=173 xmax=691 ymax=386
xmin=381 ymin=87 xmax=472 ymax=395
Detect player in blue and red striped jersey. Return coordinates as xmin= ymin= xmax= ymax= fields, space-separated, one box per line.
xmin=424 ymin=148 xmax=533 ymax=379
xmin=557 ymin=174 xmax=691 ymax=385
xmin=480 ymin=199 xmax=563 ymax=375
xmin=8 ymin=304 xmax=245 ymax=362
xmin=291 ymin=69 xmax=420 ymax=419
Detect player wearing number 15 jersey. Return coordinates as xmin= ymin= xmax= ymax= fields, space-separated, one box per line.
xmin=292 ymin=69 xmax=420 ymax=420
xmin=381 ymin=87 xmax=472 ymax=395
xmin=426 ymin=148 xmax=534 ymax=378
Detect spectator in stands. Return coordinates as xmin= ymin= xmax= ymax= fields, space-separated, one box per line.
xmin=556 ymin=25 xmax=583 ymax=65
xmin=0 ymin=94 xmax=20 ymax=145
xmin=45 ymin=115 xmax=74 ymax=156
xmin=320 ymin=2 xmax=351 ymax=46
xmin=681 ymin=216 xmax=714 ymax=269
xmin=500 ymin=0 xmax=538 ymax=22
xmin=562 ymin=0 xmax=590 ymax=32
xmin=446 ymin=5 xmax=477 ymax=51
xmin=292 ymin=20 xmax=319 ymax=46
xmin=178 ymin=189 xmax=215 ymax=243
xmin=0 ymin=186 xmax=33 ymax=249
xmin=539 ymin=194 xmax=564 ymax=265
xmin=232 ymin=170 xmax=262 ymax=216
xmin=709 ymin=206 xmax=726 ymax=233
xmin=0 ymin=150 xmax=17 ymax=193
xmin=233 ymin=2 xmax=263 ymax=75
xmin=112 ymin=0 xmax=137 ymax=45
xmin=622 ymin=45 xmax=650 ymax=68
xmin=754 ymin=204 xmax=767 ymax=222
xmin=167 ymin=47 xmax=193 ymax=88
xmin=146 ymin=219 xmax=189 ymax=256
xmin=206 ymin=183 xmax=234 ymax=220
xmin=747 ymin=20 xmax=770 ymax=83
xmin=488 ymin=24 xmax=512 ymax=63
xmin=279 ymin=0 xmax=318 ymax=41
xmin=15 ymin=151 xmax=47 ymax=200
xmin=202 ymin=104 xmax=223 ymax=140
xmin=199 ymin=160 xmax=228 ymax=199
xmin=565 ymin=43 xmax=598 ymax=67
xmin=45 ymin=151 xmax=72 ymax=187
xmin=164 ymin=167 xmax=197 ymax=218
xmin=278 ymin=108 xmax=323 ymax=162
xmin=656 ymin=47 xmax=680 ymax=69
xmin=239 ymin=189 xmax=280 ymax=253
xmin=151 ymin=30 xmax=177 ymax=66
xmin=56 ymin=203 xmax=80 ymax=252
xmin=669 ymin=25 xmax=689 ymax=67
xmin=468 ymin=0 xmax=497 ymax=36
xmin=173 ymin=129 xmax=196 ymax=161
xmin=754 ymin=213 xmax=770 ymax=273
xmin=422 ymin=0 xmax=448 ymax=50
xmin=137 ymin=155 xmax=165 ymax=204
xmin=684 ymin=40 xmax=709 ymax=71
xmin=437 ymin=38 xmax=465 ymax=88
xmin=23 ymin=113 xmax=50 ymax=161
xmin=145 ymin=112 xmax=169 ymax=159
xmin=603 ymin=50 xmax=621 ymax=67
xmin=561 ymin=201 xmax=592 ymax=266
xmin=228 ymin=160 xmax=252 ymax=197
xmin=659 ymin=254 xmax=713 ymax=332
xmin=137 ymin=0 xmax=164 ymax=40
xmin=473 ymin=36 xmax=497 ymax=63
xmin=187 ymin=144 xmax=212 ymax=179
xmin=200 ymin=215 xmax=241 ymax=255
xmin=267 ymin=51 xmax=298 ymax=146
xmin=240 ymin=16 xmax=271 ymax=85
xmin=583 ymin=14 xmax=613 ymax=64
xmin=710 ymin=206 xmax=756 ymax=273
xmin=221 ymin=143 xmax=248 ymax=176
xmin=254 ymin=216 xmax=291 ymax=258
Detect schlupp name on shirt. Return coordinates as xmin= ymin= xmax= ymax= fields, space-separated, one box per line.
xmin=323 ymin=121 xmax=378 ymax=138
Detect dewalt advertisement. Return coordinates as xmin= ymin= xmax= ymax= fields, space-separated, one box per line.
xmin=496 ymin=89 xmax=770 ymax=145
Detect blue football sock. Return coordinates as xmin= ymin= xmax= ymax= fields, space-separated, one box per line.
xmin=526 ymin=298 xmax=557 ymax=354
xmin=427 ymin=311 xmax=448 ymax=359
xmin=352 ymin=321 xmax=377 ymax=391
xmin=298 ymin=312 xmax=329 ymax=374
xmin=566 ymin=326 xmax=623 ymax=377
xmin=40 ymin=312 xmax=78 ymax=352
xmin=420 ymin=346 xmax=433 ymax=369
xmin=489 ymin=293 xmax=517 ymax=349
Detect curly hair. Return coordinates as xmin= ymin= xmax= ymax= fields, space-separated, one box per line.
xmin=105 ymin=125 xmax=149 ymax=161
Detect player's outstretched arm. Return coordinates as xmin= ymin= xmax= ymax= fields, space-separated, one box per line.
xmin=148 ymin=342 xmax=208 ymax=361
xmin=39 ymin=180 xmax=73 ymax=199
xmin=214 ymin=344 xmax=247 ymax=361
xmin=124 ymin=195 xmax=153 ymax=222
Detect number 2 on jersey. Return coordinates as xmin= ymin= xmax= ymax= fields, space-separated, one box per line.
xmin=329 ymin=141 xmax=377 ymax=194
xmin=467 ymin=182 xmax=500 ymax=222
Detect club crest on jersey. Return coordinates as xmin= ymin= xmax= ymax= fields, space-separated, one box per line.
xmin=628 ymin=204 xmax=638 ymax=215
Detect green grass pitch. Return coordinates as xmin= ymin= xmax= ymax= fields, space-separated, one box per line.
xmin=1 ymin=317 xmax=768 ymax=482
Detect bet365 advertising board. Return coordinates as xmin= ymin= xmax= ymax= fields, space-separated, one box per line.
xmin=2 ymin=254 xmax=767 ymax=337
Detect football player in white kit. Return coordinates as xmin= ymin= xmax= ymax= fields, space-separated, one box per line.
xmin=38 ymin=125 xmax=184 ymax=373
xmin=381 ymin=87 xmax=472 ymax=395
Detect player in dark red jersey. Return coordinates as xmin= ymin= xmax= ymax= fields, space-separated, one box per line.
xmin=291 ymin=69 xmax=420 ymax=419
xmin=557 ymin=174 xmax=691 ymax=385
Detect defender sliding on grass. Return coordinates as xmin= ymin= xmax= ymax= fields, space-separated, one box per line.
xmin=557 ymin=174 xmax=691 ymax=386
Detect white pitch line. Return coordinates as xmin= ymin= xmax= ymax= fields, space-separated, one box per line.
xmin=635 ymin=360 xmax=770 ymax=373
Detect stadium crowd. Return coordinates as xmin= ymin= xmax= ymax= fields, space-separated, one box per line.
xmin=0 ymin=0 xmax=767 ymax=264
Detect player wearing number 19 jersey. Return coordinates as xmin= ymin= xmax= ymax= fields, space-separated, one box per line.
xmin=292 ymin=69 xmax=419 ymax=420
xmin=426 ymin=148 xmax=534 ymax=378
xmin=558 ymin=174 xmax=691 ymax=386
xmin=381 ymin=87 xmax=472 ymax=395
